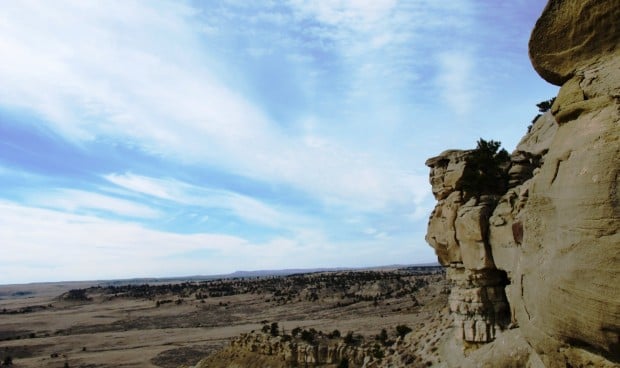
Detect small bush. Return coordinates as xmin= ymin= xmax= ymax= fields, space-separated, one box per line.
xmin=292 ymin=327 xmax=302 ymax=337
xmin=536 ymin=97 xmax=555 ymax=112
xmin=375 ymin=328 xmax=388 ymax=345
xmin=328 ymin=329 xmax=341 ymax=339
xmin=300 ymin=328 xmax=317 ymax=344
xmin=461 ymin=138 xmax=510 ymax=196
xmin=396 ymin=324 xmax=412 ymax=339
xmin=372 ymin=343 xmax=384 ymax=359
xmin=343 ymin=331 xmax=360 ymax=345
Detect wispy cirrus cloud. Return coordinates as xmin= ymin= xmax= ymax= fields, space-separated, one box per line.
xmin=24 ymin=188 xmax=161 ymax=219
xmin=104 ymin=173 xmax=294 ymax=228
xmin=0 ymin=201 xmax=424 ymax=284
xmin=0 ymin=0 xmax=557 ymax=283
xmin=436 ymin=50 xmax=476 ymax=115
xmin=0 ymin=0 xmax=428 ymax=214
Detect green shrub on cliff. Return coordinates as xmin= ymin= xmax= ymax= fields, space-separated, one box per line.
xmin=536 ymin=97 xmax=555 ymax=112
xmin=461 ymin=138 xmax=510 ymax=197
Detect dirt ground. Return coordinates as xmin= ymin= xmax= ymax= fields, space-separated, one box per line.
xmin=0 ymin=268 xmax=448 ymax=368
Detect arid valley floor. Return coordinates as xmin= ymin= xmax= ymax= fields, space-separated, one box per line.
xmin=0 ymin=267 xmax=449 ymax=367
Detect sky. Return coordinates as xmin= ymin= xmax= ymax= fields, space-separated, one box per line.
xmin=0 ymin=0 xmax=558 ymax=284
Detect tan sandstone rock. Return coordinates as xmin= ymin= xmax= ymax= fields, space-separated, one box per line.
xmin=426 ymin=150 xmax=511 ymax=345
xmin=426 ymin=191 xmax=463 ymax=265
xmin=426 ymin=150 xmax=472 ymax=200
xmin=427 ymin=0 xmax=620 ymax=365
xmin=455 ymin=196 xmax=497 ymax=271
xmin=529 ymin=0 xmax=620 ymax=85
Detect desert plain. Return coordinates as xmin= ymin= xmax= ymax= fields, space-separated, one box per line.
xmin=0 ymin=267 xmax=448 ymax=368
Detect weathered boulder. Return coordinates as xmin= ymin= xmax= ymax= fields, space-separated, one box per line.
xmin=529 ymin=0 xmax=620 ymax=85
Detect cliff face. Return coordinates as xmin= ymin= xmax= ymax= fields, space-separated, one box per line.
xmin=425 ymin=0 xmax=619 ymax=366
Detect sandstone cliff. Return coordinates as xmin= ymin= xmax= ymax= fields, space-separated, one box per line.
xmin=425 ymin=0 xmax=619 ymax=367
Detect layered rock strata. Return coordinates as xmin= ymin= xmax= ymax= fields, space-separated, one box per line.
xmin=426 ymin=0 xmax=619 ymax=366
xmin=228 ymin=332 xmax=376 ymax=367
xmin=425 ymin=149 xmax=513 ymax=344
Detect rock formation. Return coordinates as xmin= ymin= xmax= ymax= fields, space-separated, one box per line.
xmin=425 ymin=0 xmax=619 ymax=366
xmin=228 ymin=332 xmax=373 ymax=366
xmin=426 ymin=147 xmax=512 ymax=345
xmin=194 ymin=331 xmax=383 ymax=367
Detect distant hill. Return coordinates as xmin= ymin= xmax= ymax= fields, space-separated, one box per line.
xmin=0 ymin=263 xmax=441 ymax=293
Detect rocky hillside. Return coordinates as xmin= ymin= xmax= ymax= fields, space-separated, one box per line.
xmin=425 ymin=0 xmax=619 ymax=367
xmin=191 ymin=269 xmax=451 ymax=368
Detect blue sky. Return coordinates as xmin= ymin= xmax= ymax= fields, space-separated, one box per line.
xmin=0 ymin=0 xmax=557 ymax=284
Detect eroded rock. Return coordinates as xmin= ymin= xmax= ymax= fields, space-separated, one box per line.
xmin=426 ymin=0 xmax=620 ymax=365
xmin=529 ymin=0 xmax=620 ymax=85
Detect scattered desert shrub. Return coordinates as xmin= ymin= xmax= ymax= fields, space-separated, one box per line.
xmin=300 ymin=328 xmax=318 ymax=344
xmin=291 ymin=327 xmax=302 ymax=337
xmin=372 ymin=343 xmax=384 ymax=359
xmin=64 ymin=289 xmax=91 ymax=301
xmin=343 ymin=331 xmax=362 ymax=346
xmin=375 ymin=328 xmax=388 ymax=345
xmin=328 ymin=329 xmax=341 ymax=339
xmin=396 ymin=324 xmax=412 ymax=339
xmin=343 ymin=331 xmax=354 ymax=344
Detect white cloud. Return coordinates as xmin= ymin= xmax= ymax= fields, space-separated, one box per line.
xmin=0 ymin=201 xmax=247 ymax=283
xmin=0 ymin=0 xmax=554 ymax=284
xmin=105 ymin=173 xmax=177 ymax=201
xmin=24 ymin=189 xmax=162 ymax=219
xmin=104 ymin=173 xmax=295 ymax=228
xmin=0 ymin=201 xmax=436 ymax=283
xmin=289 ymin=0 xmax=398 ymax=29
xmin=436 ymin=50 xmax=476 ymax=115
xmin=0 ymin=0 xmax=429 ymax=215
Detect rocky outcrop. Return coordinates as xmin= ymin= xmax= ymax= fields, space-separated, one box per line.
xmin=426 ymin=149 xmax=512 ymax=344
xmin=426 ymin=0 xmax=619 ymax=366
xmin=215 ymin=332 xmax=375 ymax=367
xmin=529 ymin=0 xmax=619 ymax=85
